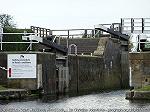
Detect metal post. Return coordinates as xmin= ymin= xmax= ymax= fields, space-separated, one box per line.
xmin=0 ymin=35 xmax=2 ymax=51
xmin=30 ymin=41 xmax=32 ymax=51
xmin=131 ymin=18 xmax=134 ymax=33
xmin=66 ymin=30 xmax=70 ymax=86
xmin=68 ymin=44 xmax=77 ymax=55
xmin=94 ymin=30 xmax=97 ymax=38
xmin=58 ymin=36 xmax=61 ymax=45
xmin=120 ymin=18 xmax=123 ymax=33
xmin=137 ymin=35 xmax=141 ymax=52
xmin=84 ymin=30 xmax=87 ymax=38
xmin=142 ymin=18 xmax=144 ymax=33
xmin=39 ymin=28 xmax=42 ymax=37
xmin=67 ymin=30 xmax=69 ymax=48
xmin=24 ymin=30 xmax=33 ymax=51
xmin=0 ymin=27 xmax=3 ymax=51
xmin=76 ymin=55 xmax=79 ymax=93
xmin=129 ymin=66 xmax=132 ymax=87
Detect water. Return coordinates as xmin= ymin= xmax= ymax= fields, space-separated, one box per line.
xmin=0 ymin=90 xmax=150 ymax=112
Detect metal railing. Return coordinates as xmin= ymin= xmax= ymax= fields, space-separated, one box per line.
xmin=130 ymin=34 xmax=150 ymax=52
xmin=121 ymin=18 xmax=150 ymax=34
xmin=68 ymin=44 xmax=77 ymax=55
xmin=31 ymin=26 xmax=102 ymax=39
xmin=0 ymin=28 xmax=39 ymax=51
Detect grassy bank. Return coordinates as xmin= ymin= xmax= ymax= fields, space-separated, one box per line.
xmin=0 ymin=85 xmax=7 ymax=90
xmin=136 ymin=85 xmax=150 ymax=91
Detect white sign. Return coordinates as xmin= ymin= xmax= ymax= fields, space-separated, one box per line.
xmin=7 ymin=54 xmax=37 ymax=78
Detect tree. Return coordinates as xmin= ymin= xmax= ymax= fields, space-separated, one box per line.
xmin=0 ymin=14 xmax=16 ymax=28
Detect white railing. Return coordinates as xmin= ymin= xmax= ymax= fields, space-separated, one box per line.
xmin=130 ymin=34 xmax=150 ymax=52
xmin=0 ymin=28 xmax=40 ymax=51
xmin=0 ymin=27 xmax=3 ymax=51
xmin=68 ymin=44 xmax=77 ymax=55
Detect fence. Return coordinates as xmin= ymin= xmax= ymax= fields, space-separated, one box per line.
xmin=130 ymin=34 xmax=150 ymax=52
xmin=121 ymin=18 xmax=150 ymax=34
xmin=0 ymin=27 xmax=39 ymax=51
xmin=31 ymin=26 xmax=102 ymax=39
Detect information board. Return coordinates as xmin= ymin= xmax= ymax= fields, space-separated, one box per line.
xmin=7 ymin=54 xmax=37 ymax=78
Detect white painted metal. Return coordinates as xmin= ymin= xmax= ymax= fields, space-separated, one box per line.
xmin=129 ymin=66 xmax=132 ymax=87
xmin=0 ymin=33 xmax=37 ymax=35
xmin=0 ymin=42 xmax=39 ymax=44
xmin=22 ymin=35 xmax=43 ymax=42
xmin=52 ymin=36 xmax=57 ymax=43
xmin=0 ymin=32 xmax=39 ymax=51
xmin=0 ymin=27 xmax=3 ymax=50
xmin=122 ymin=18 xmax=150 ymax=34
xmin=22 ymin=35 xmax=43 ymax=51
xmin=68 ymin=44 xmax=77 ymax=55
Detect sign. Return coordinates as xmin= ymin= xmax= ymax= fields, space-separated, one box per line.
xmin=7 ymin=54 xmax=37 ymax=78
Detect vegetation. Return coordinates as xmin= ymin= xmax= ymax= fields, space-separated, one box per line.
xmin=0 ymin=14 xmax=38 ymax=51
xmin=2 ymin=28 xmax=36 ymax=51
xmin=0 ymin=14 xmax=16 ymax=28
xmin=136 ymin=85 xmax=150 ymax=91
xmin=0 ymin=85 xmax=7 ymax=90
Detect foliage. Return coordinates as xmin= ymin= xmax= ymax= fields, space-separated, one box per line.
xmin=2 ymin=28 xmax=35 ymax=51
xmin=0 ymin=14 xmax=16 ymax=28
xmin=0 ymin=85 xmax=7 ymax=90
xmin=136 ymin=85 xmax=150 ymax=91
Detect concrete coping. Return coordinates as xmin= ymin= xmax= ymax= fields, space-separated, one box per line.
xmin=0 ymin=89 xmax=27 ymax=92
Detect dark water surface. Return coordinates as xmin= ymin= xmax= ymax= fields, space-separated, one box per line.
xmin=0 ymin=90 xmax=150 ymax=112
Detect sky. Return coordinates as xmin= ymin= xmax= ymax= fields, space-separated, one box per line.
xmin=0 ymin=0 xmax=150 ymax=29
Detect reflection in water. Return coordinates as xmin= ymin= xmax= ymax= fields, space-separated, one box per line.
xmin=0 ymin=90 xmax=150 ymax=111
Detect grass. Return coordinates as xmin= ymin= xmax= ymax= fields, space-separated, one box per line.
xmin=0 ymin=85 xmax=7 ymax=90
xmin=136 ymin=85 xmax=150 ymax=91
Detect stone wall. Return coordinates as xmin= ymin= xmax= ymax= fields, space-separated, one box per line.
xmin=59 ymin=38 xmax=100 ymax=55
xmin=0 ymin=53 xmax=7 ymax=85
xmin=129 ymin=52 xmax=150 ymax=88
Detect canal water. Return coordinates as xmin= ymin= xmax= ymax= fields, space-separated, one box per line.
xmin=0 ymin=90 xmax=150 ymax=112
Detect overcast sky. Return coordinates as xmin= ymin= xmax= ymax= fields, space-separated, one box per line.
xmin=0 ymin=0 xmax=150 ymax=29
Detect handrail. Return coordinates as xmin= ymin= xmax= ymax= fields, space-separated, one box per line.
xmin=68 ymin=44 xmax=77 ymax=55
xmin=0 ymin=31 xmax=39 ymax=51
xmin=51 ymin=29 xmax=99 ymax=31
xmin=130 ymin=34 xmax=150 ymax=52
xmin=0 ymin=33 xmax=37 ymax=35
